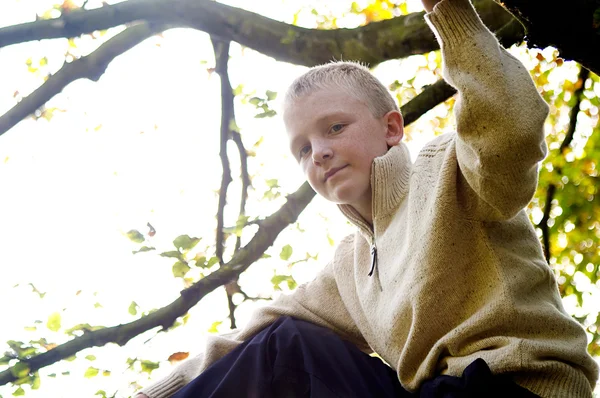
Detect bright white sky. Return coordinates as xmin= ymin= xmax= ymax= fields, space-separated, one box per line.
xmin=0 ymin=0 xmax=598 ymax=397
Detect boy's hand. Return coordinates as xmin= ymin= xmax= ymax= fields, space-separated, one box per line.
xmin=422 ymin=0 xmax=442 ymax=12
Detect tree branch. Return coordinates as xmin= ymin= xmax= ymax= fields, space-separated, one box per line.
xmin=0 ymin=0 xmax=517 ymax=67
xmin=232 ymin=131 xmax=250 ymax=253
xmin=0 ymin=22 xmax=167 ymax=137
xmin=211 ymin=37 xmax=240 ymax=329
xmin=212 ymin=38 xmax=233 ymax=267
xmin=494 ymin=0 xmax=600 ymax=75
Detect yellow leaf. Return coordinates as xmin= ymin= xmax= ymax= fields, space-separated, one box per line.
xmin=168 ymin=352 xmax=189 ymax=363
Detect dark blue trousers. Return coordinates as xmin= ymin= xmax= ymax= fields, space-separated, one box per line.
xmin=173 ymin=316 xmax=539 ymax=398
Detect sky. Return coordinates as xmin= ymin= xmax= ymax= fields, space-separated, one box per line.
xmin=0 ymin=0 xmax=598 ymax=397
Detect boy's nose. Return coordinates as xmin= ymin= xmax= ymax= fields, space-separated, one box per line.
xmin=312 ymin=144 xmax=333 ymax=164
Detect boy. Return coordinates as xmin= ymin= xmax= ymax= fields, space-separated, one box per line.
xmin=138 ymin=0 xmax=599 ymax=396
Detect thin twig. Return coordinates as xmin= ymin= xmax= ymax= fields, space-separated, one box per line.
xmin=211 ymin=37 xmax=239 ymax=328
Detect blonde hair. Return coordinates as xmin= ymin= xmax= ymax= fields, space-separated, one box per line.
xmin=283 ymin=61 xmax=400 ymax=118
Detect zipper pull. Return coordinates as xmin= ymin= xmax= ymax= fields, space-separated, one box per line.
xmin=368 ymin=244 xmax=377 ymax=277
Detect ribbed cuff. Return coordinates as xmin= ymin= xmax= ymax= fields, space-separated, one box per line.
xmin=425 ymin=0 xmax=490 ymax=49
xmin=139 ymin=372 xmax=185 ymax=398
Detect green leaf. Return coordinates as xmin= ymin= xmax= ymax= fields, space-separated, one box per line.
xmin=31 ymin=372 xmax=41 ymax=390
xmin=48 ymin=373 xmax=56 ymax=378
xmin=287 ymin=277 xmax=298 ymax=290
xmin=84 ymin=367 xmax=99 ymax=378
xmin=173 ymin=235 xmax=201 ymax=252
xmin=85 ymin=355 xmax=96 ymax=361
xmin=255 ymin=109 xmax=277 ymax=118
xmin=194 ymin=255 xmax=206 ymax=267
xmin=233 ymin=84 xmax=244 ymax=96
xmin=10 ymin=362 xmax=30 ymax=379
xmin=128 ymin=301 xmax=139 ymax=316
xmin=12 ymin=387 xmax=25 ymax=396
xmin=208 ymin=321 xmax=222 ymax=334
xmin=132 ymin=246 xmax=155 ymax=254
xmin=47 ymin=312 xmax=61 ymax=332
xmin=160 ymin=250 xmax=183 ymax=259
xmin=140 ymin=360 xmax=160 ymax=374
xmin=172 ymin=261 xmax=191 ymax=278
xmin=280 ymin=244 xmax=293 ymax=261
xmin=207 ymin=257 xmax=219 ymax=267
xmin=125 ymin=230 xmax=145 ymax=243
xmin=266 ymin=90 xmax=277 ymax=101
xmin=249 ymin=97 xmax=262 ymax=106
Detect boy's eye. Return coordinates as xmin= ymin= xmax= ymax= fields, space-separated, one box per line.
xmin=330 ymin=124 xmax=345 ymax=133
xmin=299 ymin=145 xmax=311 ymax=158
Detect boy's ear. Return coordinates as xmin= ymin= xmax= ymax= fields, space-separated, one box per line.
xmin=384 ymin=110 xmax=404 ymax=146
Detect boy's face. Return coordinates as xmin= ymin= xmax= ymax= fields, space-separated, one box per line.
xmin=284 ymin=88 xmax=403 ymax=220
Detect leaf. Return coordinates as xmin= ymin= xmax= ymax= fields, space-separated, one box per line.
xmin=167 ymin=352 xmax=189 ymax=363
xmin=140 ymin=360 xmax=160 ymax=374
xmin=208 ymin=321 xmax=222 ymax=334
xmin=249 ymin=97 xmax=262 ymax=106
xmin=47 ymin=312 xmax=61 ymax=332
xmin=160 ymin=250 xmax=183 ymax=259
xmin=85 ymin=355 xmax=96 ymax=361
xmin=10 ymin=362 xmax=30 ymax=379
xmin=128 ymin=301 xmax=139 ymax=316
xmin=31 ymin=372 xmax=41 ymax=389
xmin=280 ymin=244 xmax=293 ymax=261
xmin=266 ymin=90 xmax=277 ymax=101
xmin=173 ymin=235 xmax=201 ymax=251
xmin=84 ymin=367 xmax=99 ymax=378
xmin=172 ymin=261 xmax=191 ymax=278
xmin=132 ymin=246 xmax=155 ymax=254
xmin=125 ymin=230 xmax=145 ymax=243
xmin=255 ymin=109 xmax=277 ymax=118
xmin=271 ymin=274 xmax=297 ymax=291
xmin=207 ymin=257 xmax=219 ymax=267
xmin=193 ymin=255 xmax=206 ymax=267
xmin=13 ymin=387 xmax=25 ymax=396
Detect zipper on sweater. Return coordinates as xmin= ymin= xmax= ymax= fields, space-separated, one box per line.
xmin=368 ymin=241 xmax=378 ymax=277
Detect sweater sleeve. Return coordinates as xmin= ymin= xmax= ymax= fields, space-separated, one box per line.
xmin=138 ymin=260 xmax=369 ymax=398
xmin=425 ymin=0 xmax=549 ymax=221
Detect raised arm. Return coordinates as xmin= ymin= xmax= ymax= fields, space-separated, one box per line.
xmin=425 ymin=0 xmax=549 ymax=220
xmin=138 ymin=260 xmax=369 ymax=398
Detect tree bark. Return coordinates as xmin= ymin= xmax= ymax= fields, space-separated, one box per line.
xmin=495 ymin=0 xmax=600 ymax=74
xmin=0 ymin=0 xmax=515 ymax=67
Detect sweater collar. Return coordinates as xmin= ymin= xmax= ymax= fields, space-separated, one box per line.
xmin=337 ymin=143 xmax=412 ymax=238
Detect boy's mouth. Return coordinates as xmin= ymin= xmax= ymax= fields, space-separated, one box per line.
xmin=324 ymin=165 xmax=348 ymax=181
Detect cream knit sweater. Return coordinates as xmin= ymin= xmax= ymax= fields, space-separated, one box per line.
xmin=140 ymin=0 xmax=599 ymax=397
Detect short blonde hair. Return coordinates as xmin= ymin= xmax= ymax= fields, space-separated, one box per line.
xmin=284 ymin=61 xmax=400 ymax=118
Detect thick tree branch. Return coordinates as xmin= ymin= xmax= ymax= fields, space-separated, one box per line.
xmin=0 ymin=22 xmax=167 ymax=136
xmin=537 ymin=66 xmax=590 ymax=262
xmin=0 ymin=181 xmax=316 ymax=387
xmin=494 ymin=0 xmax=600 ymax=75
xmin=0 ymin=0 xmax=517 ymax=67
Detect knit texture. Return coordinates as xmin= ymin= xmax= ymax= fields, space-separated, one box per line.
xmin=139 ymin=1 xmax=599 ymax=397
